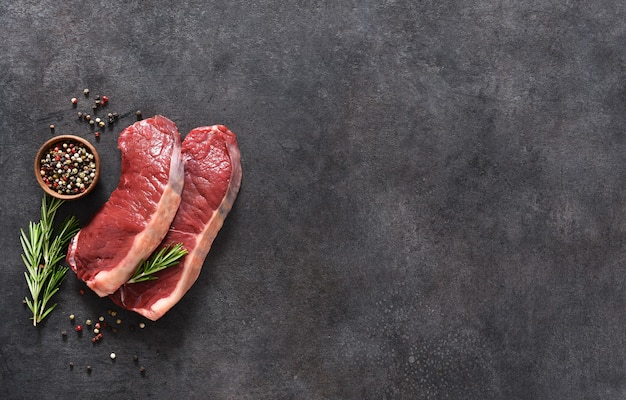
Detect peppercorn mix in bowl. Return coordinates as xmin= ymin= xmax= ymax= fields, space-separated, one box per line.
xmin=34 ymin=135 xmax=101 ymax=200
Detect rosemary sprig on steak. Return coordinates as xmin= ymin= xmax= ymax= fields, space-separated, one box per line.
xmin=127 ymin=243 xmax=188 ymax=284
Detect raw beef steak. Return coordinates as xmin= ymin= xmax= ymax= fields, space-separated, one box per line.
xmin=67 ymin=115 xmax=185 ymax=297
xmin=109 ymin=124 xmax=242 ymax=320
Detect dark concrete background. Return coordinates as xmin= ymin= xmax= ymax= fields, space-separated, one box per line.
xmin=0 ymin=1 xmax=625 ymax=399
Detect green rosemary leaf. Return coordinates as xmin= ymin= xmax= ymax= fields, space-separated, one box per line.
xmin=127 ymin=243 xmax=188 ymax=284
xmin=23 ymin=272 xmax=36 ymax=301
xmin=38 ymin=303 xmax=57 ymax=322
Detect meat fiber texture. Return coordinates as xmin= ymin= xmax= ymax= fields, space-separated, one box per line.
xmin=67 ymin=115 xmax=185 ymax=297
xmin=109 ymin=125 xmax=242 ymax=321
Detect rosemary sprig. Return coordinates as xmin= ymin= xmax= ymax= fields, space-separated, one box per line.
xmin=21 ymin=195 xmax=79 ymax=326
xmin=127 ymin=243 xmax=188 ymax=284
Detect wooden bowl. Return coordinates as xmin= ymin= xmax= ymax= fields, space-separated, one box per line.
xmin=34 ymin=135 xmax=101 ymax=200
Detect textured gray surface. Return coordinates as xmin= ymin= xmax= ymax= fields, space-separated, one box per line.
xmin=1 ymin=1 xmax=625 ymax=399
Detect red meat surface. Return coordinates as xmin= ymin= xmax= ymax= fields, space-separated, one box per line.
xmin=109 ymin=124 xmax=242 ymax=320
xmin=67 ymin=115 xmax=185 ymax=297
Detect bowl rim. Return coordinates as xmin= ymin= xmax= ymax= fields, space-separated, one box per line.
xmin=34 ymin=135 xmax=101 ymax=200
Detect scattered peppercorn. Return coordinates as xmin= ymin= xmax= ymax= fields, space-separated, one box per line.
xmin=89 ymin=119 xmax=95 ymax=126
xmin=110 ymin=353 xmax=116 ymax=360
xmin=83 ymin=88 xmax=89 ymax=96
xmin=116 ymin=319 xmax=122 ymax=325
xmin=87 ymin=365 xmax=92 ymax=373
xmin=95 ymin=322 xmax=101 ymax=329
xmin=61 ymin=330 xmax=67 ymax=338
xmin=133 ymin=355 xmax=139 ymax=362
xmin=139 ymin=366 xmax=146 ymax=375
xmin=93 ymin=328 xmax=100 ymax=334
xmin=111 ymin=311 xmax=117 ymax=317
xmin=136 ymin=110 xmax=142 ymax=120
xmin=75 ymin=325 xmax=82 ymax=332
xmin=139 ymin=322 xmax=146 ymax=329
xmin=71 ymin=97 xmax=78 ymax=105
xmin=98 ymin=121 xmax=105 ymax=128
xmin=79 ymin=289 xmax=85 ymax=295
xmin=101 ymin=95 xmax=109 ymax=105
xmin=69 ymin=362 xmax=74 ymax=369
xmin=69 ymin=314 xmax=75 ymax=321
xmin=98 ymin=316 xmax=105 ymax=322
xmin=85 ymin=114 xmax=91 ymax=121
xmin=91 ymin=337 xmax=97 ymax=343
xmin=94 ymin=132 xmax=100 ymax=138
xmin=49 ymin=124 xmax=55 ymax=132
xmin=86 ymin=319 xmax=92 ymax=326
